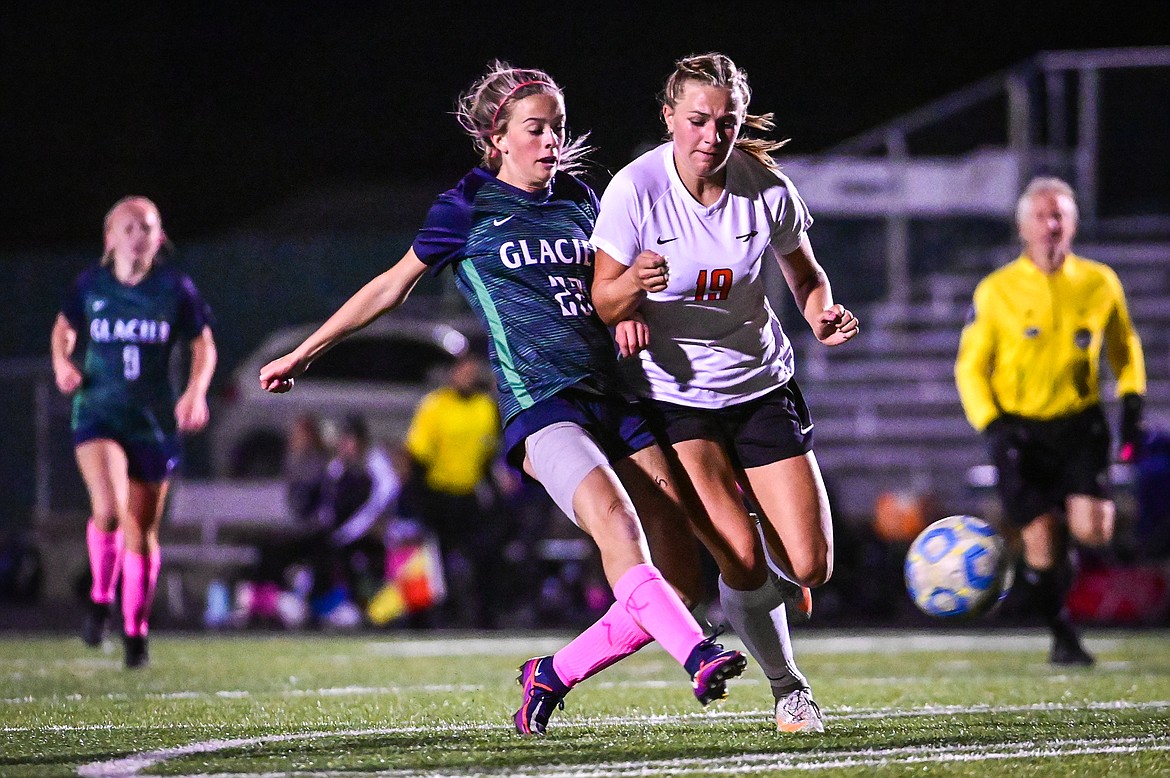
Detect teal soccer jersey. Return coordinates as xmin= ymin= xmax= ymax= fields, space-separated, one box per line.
xmin=61 ymin=264 xmax=212 ymax=442
xmin=413 ymin=169 xmax=620 ymax=424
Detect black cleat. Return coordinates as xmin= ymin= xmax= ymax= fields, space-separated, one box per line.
xmin=124 ymin=635 xmax=150 ymax=669
xmin=1049 ymin=627 xmax=1094 ymax=667
xmin=82 ymin=600 xmax=112 ymax=648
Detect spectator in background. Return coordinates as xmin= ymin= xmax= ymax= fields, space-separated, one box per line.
xmin=284 ymin=412 xmax=329 ymax=523
xmin=404 ymin=354 xmax=506 ymax=628
xmin=955 ymin=175 xmax=1147 ymax=666
xmin=51 ymin=196 xmax=216 ymax=668
xmin=311 ymin=414 xmax=402 ymax=619
xmin=244 ymin=412 xmax=331 ymax=615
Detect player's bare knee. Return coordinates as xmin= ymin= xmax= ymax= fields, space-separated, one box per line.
xmin=722 ymin=567 xmax=768 ymax=591
xmin=1071 ymin=524 xmax=1112 ymax=549
xmin=790 ymin=557 xmax=830 ymax=588
xmin=600 ymin=497 xmax=642 ymax=542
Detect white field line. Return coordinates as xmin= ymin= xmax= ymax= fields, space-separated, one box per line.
xmin=1 ymin=684 xmax=485 ymax=707
xmin=16 ymin=665 xmax=1168 ymax=709
xmin=73 ymin=700 xmax=1170 ymax=777
xmin=358 ymin=631 xmax=1120 ymax=657
xmin=373 ymin=737 xmax=1170 ymax=777
xmin=9 ymin=697 xmax=1169 ymax=734
xmin=77 ymin=735 xmax=1170 ymax=778
xmin=0 ymin=629 xmax=1144 ymax=671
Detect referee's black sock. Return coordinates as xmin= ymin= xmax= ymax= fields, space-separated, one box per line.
xmin=1022 ymin=563 xmax=1073 ymax=635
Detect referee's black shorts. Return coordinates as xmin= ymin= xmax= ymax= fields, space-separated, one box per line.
xmin=986 ymin=404 xmax=1111 ymax=527
xmin=639 ymin=379 xmax=814 ymax=470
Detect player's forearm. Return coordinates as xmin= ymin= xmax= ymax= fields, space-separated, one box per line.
xmin=592 ymin=272 xmax=645 ymax=325
xmin=795 ymin=272 xmax=832 ymax=330
xmin=778 ymin=239 xmax=833 ymax=328
xmin=186 ymin=327 xmax=217 ymax=396
xmin=50 ymin=314 xmax=77 ymax=367
xmin=296 ymin=258 xmax=424 ymax=367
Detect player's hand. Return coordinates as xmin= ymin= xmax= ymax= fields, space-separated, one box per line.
xmin=259 ymin=353 xmax=305 ymax=393
xmin=614 ymin=316 xmax=650 ymax=358
xmin=631 ymin=251 xmax=670 ymax=293
xmin=813 ymin=304 xmax=859 ymax=346
xmin=53 ymin=361 xmax=83 ymax=395
xmin=175 ymin=391 xmax=210 ymax=433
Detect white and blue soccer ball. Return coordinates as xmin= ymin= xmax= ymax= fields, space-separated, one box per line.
xmin=904 ymin=515 xmax=1013 ymax=619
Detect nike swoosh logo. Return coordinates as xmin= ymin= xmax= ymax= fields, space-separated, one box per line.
xmin=493 ymin=215 xmax=514 ymax=226
xmin=737 ymin=231 xmax=758 ymax=241
xmin=799 ymin=422 xmax=814 ymax=435
xmin=656 ymin=236 xmax=678 ymax=245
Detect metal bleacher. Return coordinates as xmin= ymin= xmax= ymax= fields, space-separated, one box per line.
xmin=795 ymin=240 xmax=1170 ymax=523
xmin=774 ymin=48 xmax=1170 ymax=523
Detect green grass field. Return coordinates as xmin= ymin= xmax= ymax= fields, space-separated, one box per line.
xmin=2 ymin=629 xmax=1168 ymax=777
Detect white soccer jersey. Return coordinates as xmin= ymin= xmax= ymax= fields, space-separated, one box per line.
xmin=591 ymin=142 xmax=813 ymax=408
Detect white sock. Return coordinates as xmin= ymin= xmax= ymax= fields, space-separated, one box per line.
xmin=718 ymin=574 xmax=807 ymax=698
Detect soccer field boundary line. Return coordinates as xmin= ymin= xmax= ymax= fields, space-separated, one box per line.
xmin=72 ymin=700 xmax=1170 ymax=777
xmin=75 ymin=733 xmax=1170 ymax=777
xmin=10 ymin=697 xmax=1168 ymax=734
xmin=355 ymin=630 xmax=1131 ymax=657
xmin=5 ymin=629 xmax=1166 ymax=663
xmin=4 ymin=670 xmax=1162 ymax=710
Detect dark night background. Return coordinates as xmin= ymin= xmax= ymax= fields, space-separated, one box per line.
xmin=0 ymin=2 xmax=1168 ymax=619
xmin=2 ymin=1 xmax=1166 ymax=255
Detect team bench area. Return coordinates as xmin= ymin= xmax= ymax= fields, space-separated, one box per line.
xmin=163 ymin=478 xmax=297 ymax=620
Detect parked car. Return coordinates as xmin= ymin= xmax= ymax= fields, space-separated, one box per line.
xmin=210 ymin=316 xmax=484 ymax=476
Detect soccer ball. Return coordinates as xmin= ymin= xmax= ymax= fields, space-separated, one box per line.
xmin=904 ymin=515 xmax=1013 ymax=619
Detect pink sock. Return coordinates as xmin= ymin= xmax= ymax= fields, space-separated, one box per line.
xmin=552 ymin=600 xmax=653 ymax=686
xmin=122 ymin=549 xmax=161 ymax=637
xmin=86 ymin=519 xmax=122 ymax=604
xmin=612 ymin=563 xmax=704 ymax=666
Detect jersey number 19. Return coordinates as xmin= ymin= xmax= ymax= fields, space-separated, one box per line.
xmin=695 ymin=268 xmax=733 ymax=301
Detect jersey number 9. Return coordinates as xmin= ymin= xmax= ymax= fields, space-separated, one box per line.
xmin=122 ymin=345 xmax=141 ymax=381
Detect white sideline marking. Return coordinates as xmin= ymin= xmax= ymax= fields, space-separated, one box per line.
xmin=15 ymin=667 xmax=1163 ymax=709
xmin=388 ymin=738 xmax=1170 ymax=777
xmin=0 ymin=630 xmax=1133 ymax=674
xmin=3 ymin=684 xmax=484 ymax=708
xmin=17 ymin=698 xmax=1168 ymax=735
xmin=75 ymin=701 xmax=1170 ymax=777
xmin=358 ymin=631 xmax=1112 ymax=657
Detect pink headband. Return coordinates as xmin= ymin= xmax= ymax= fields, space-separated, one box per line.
xmin=491 ymin=80 xmax=555 ymax=131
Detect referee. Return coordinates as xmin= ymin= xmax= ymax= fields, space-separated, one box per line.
xmin=955 ymin=176 xmax=1146 ymax=666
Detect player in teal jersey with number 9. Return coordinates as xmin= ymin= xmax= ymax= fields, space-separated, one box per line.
xmin=51 ymin=196 xmax=217 ymax=668
xmin=259 ymin=61 xmax=747 ymax=735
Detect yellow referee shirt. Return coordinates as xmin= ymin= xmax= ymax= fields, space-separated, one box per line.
xmin=404 ymin=387 xmax=501 ymax=496
xmin=955 ymin=253 xmax=1146 ymax=431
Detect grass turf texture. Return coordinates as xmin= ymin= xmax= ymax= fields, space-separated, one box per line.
xmin=1 ymin=630 xmax=1168 ymax=776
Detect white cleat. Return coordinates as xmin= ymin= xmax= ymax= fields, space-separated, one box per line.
xmin=775 ymin=687 xmax=824 ymax=733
